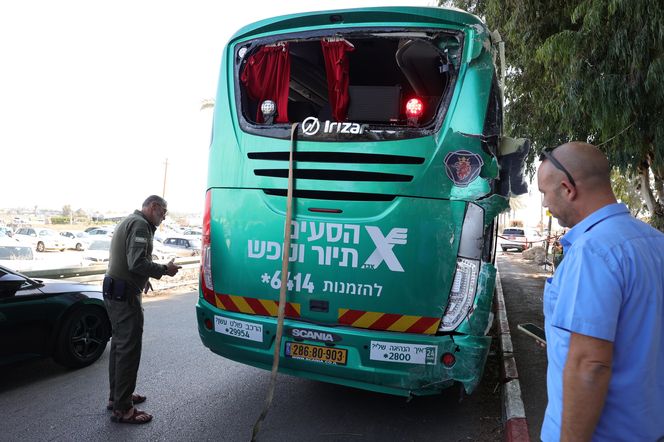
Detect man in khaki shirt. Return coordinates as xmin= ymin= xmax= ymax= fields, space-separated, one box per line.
xmin=103 ymin=195 xmax=180 ymax=424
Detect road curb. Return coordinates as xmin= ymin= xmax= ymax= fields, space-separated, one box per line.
xmin=495 ymin=268 xmax=530 ymax=441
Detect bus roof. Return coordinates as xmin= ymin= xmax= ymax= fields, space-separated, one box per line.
xmin=229 ymin=6 xmax=487 ymax=42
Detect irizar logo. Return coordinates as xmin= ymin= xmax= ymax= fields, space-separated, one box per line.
xmin=289 ymin=328 xmax=339 ymax=342
xmin=301 ymin=117 xmax=367 ymax=136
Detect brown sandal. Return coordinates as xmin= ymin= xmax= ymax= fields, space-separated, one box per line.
xmin=110 ymin=408 xmax=153 ymax=425
xmin=107 ymin=393 xmax=146 ymax=410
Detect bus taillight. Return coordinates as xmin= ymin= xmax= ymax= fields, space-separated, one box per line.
xmin=405 ymin=98 xmax=424 ymax=126
xmin=439 ymin=203 xmax=483 ymax=332
xmin=201 ymin=190 xmax=215 ymax=305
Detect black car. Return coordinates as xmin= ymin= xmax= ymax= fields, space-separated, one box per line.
xmin=0 ymin=265 xmax=111 ymax=368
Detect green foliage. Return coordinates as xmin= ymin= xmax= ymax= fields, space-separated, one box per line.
xmin=611 ymin=169 xmax=645 ymax=216
xmin=50 ymin=216 xmax=70 ymax=225
xmin=441 ymin=0 xmax=664 ymax=229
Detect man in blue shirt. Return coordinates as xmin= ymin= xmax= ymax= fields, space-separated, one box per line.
xmin=537 ymin=142 xmax=664 ymax=441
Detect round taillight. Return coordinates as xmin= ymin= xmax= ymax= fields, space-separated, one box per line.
xmin=442 ymin=352 xmax=456 ymax=367
xmin=405 ymin=98 xmax=424 ymax=118
xmin=261 ymin=100 xmax=276 ymax=117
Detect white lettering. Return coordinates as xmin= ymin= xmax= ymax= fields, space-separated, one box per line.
xmin=291 ymin=329 xmax=335 ymax=341
xmin=326 ymin=223 xmax=343 ymax=243
xmin=363 ymin=227 xmax=408 ymax=272
xmin=248 ymin=224 xmax=407 ymax=273
xmin=248 ymin=240 xmax=266 ymax=258
xmin=266 ymin=241 xmax=281 ymax=260
xmin=339 ymin=248 xmax=358 ymax=267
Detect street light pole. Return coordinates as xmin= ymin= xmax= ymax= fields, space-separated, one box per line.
xmin=162 ymin=158 xmax=168 ymax=199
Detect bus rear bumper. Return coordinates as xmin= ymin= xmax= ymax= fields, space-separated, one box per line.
xmin=196 ymin=300 xmax=492 ymax=397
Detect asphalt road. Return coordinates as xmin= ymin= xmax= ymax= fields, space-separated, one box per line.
xmin=0 ymin=290 xmax=504 ymax=442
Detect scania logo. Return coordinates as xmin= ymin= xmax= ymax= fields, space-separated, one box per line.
xmin=288 ymin=328 xmax=341 ymax=343
xmin=300 ymin=117 xmax=368 ymax=136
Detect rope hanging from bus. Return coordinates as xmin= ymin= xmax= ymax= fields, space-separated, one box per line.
xmin=251 ymin=122 xmax=298 ymax=441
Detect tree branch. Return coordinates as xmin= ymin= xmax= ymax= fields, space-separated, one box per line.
xmin=639 ymin=164 xmax=657 ymax=214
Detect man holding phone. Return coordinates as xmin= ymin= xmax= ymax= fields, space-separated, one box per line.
xmin=537 ymin=142 xmax=664 ymax=441
xmin=103 ymin=195 xmax=181 ymax=424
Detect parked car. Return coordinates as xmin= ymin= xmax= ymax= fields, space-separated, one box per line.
xmin=152 ymin=242 xmax=177 ymax=262
xmin=84 ymin=240 xmax=112 ymax=264
xmin=0 ymin=265 xmax=111 ymax=368
xmin=85 ymin=239 xmax=174 ymax=264
xmin=0 ymin=226 xmax=13 ymax=237
xmin=0 ymin=239 xmax=35 ymax=272
xmin=182 ymin=228 xmax=202 ymax=237
xmin=13 ymin=227 xmax=68 ymax=252
xmin=59 ymin=230 xmax=92 ymax=251
xmin=160 ymin=236 xmax=201 ymax=257
xmin=500 ymin=228 xmax=544 ymax=252
xmin=86 ymin=227 xmax=114 ymax=238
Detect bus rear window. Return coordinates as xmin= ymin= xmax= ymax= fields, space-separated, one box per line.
xmin=236 ymin=31 xmax=462 ymax=135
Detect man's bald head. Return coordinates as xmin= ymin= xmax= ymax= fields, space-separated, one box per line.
xmin=552 ymin=142 xmax=611 ymax=187
xmin=537 ymin=141 xmax=617 ymax=228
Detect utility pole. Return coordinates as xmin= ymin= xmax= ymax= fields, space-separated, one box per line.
xmin=162 ymin=158 xmax=168 ymax=198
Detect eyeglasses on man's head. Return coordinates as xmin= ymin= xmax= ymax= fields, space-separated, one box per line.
xmin=539 ymin=147 xmax=576 ymax=187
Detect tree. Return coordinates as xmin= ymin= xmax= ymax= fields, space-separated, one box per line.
xmin=611 ymin=169 xmax=646 ymax=217
xmin=62 ymin=205 xmax=72 ymax=217
xmin=443 ymin=0 xmax=664 ymax=230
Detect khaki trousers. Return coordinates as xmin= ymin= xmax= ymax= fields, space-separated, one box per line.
xmin=105 ymin=294 xmax=143 ymax=412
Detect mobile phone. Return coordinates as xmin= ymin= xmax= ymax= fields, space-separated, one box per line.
xmin=517 ymin=323 xmax=546 ymax=344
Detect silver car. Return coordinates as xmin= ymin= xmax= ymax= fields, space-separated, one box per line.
xmin=160 ymin=236 xmax=201 ymax=257
xmin=13 ymin=228 xmax=67 ymax=252
xmin=59 ymin=231 xmax=92 ymax=251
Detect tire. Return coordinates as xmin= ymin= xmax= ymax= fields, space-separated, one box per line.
xmin=36 ymin=242 xmax=45 ymax=252
xmin=75 ymin=243 xmax=83 ymax=251
xmin=53 ymin=306 xmax=111 ymax=369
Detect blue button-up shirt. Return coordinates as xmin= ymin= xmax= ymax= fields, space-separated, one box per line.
xmin=541 ymin=203 xmax=664 ymax=441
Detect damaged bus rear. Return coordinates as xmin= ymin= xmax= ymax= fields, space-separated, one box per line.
xmin=196 ymin=6 xmax=527 ymax=396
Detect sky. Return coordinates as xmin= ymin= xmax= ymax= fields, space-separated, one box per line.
xmin=0 ymin=0 xmax=436 ymax=215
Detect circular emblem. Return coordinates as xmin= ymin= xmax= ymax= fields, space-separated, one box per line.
xmin=301 ymin=117 xmax=320 ymax=136
xmin=444 ymin=150 xmax=484 ymax=187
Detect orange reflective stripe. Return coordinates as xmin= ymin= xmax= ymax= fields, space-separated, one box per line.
xmin=338 ymin=308 xmax=365 ymax=325
xmin=337 ymin=309 xmax=440 ymax=335
xmin=406 ymin=317 xmax=440 ymax=334
xmin=245 ymin=297 xmax=271 ymax=316
xmin=260 ymin=299 xmax=278 ymax=316
xmin=230 ymin=294 xmax=253 ymax=314
xmin=214 ymin=293 xmax=300 ymax=318
xmin=386 ymin=315 xmax=420 ymax=332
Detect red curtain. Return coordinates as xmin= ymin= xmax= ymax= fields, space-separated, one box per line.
xmin=321 ymin=40 xmax=354 ymax=121
xmin=240 ymin=44 xmax=290 ymax=123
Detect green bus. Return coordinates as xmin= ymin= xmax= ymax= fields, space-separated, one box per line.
xmin=196 ymin=6 xmax=527 ymax=397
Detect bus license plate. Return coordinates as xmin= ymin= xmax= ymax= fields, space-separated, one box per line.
xmin=214 ymin=315 xmax=263 ymax=342
xmin=285 ymin=342 xmax=347 ymax=365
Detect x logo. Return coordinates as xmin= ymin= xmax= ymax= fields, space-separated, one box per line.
xmin=363 ymin=227 xmax=408 ymax=272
